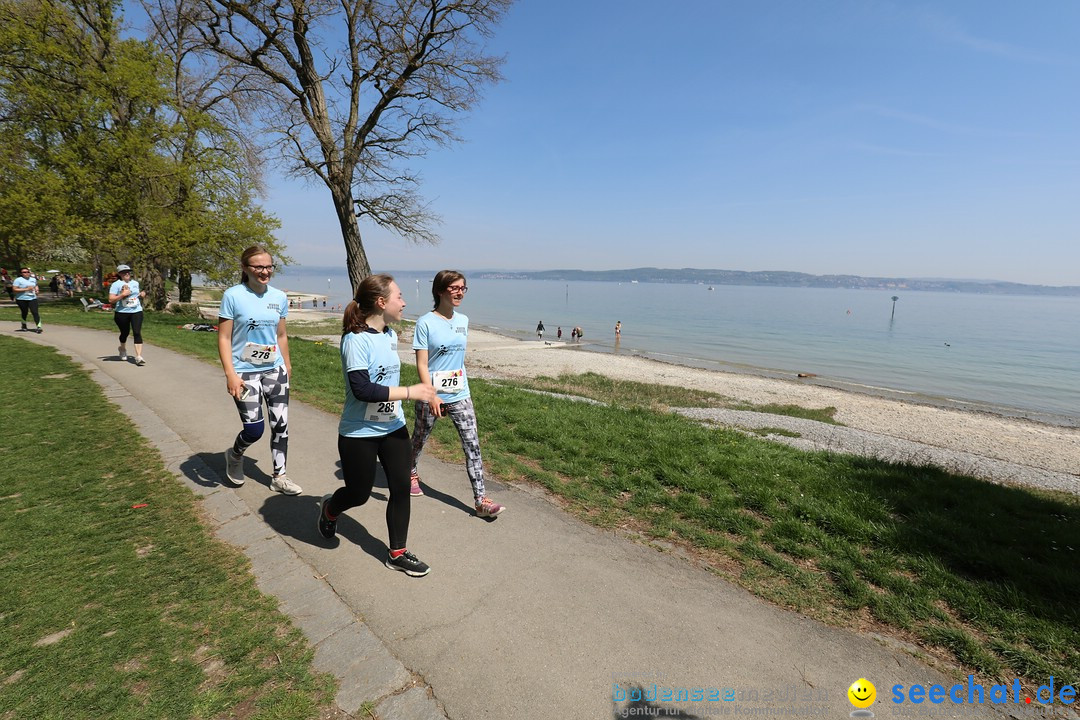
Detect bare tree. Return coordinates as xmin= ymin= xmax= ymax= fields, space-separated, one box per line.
xmin=191 ymin=0 xmax=511 ymax=291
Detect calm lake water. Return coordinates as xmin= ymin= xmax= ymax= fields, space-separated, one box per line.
xmin=275 ymin=266 xmax=1080 ymax=426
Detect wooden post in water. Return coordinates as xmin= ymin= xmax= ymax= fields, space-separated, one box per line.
xmin=891 ymin=295 xmax=899 ymax=320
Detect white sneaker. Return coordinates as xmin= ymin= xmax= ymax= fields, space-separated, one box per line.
xmin=271 ymin=474 xmax=302 ymax=495
xmin=224 ymin=448 xmax=245 ymax=486
xmin=135 ymin=356 xmax=145 ymax=366
xmin=118 ymin=345 xmax=127 ymax=360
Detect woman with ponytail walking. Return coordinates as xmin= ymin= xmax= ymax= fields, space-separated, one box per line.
xmin=316 ymin=274 xmax=438 ymax=576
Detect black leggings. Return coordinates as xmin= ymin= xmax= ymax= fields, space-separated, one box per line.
xmin=16 ymin=299 xmax=40 ymax=325
xmin=114 ymin=311 xmax=144 ymax=344
xmin=331 ymin=427 xmax=413 ymax=550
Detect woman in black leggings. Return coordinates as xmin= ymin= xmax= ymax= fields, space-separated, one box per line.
xmin=315 ymin=274 xmax=437 ymax=576
xmin=108 ymin=264 xmax=147 ymax=365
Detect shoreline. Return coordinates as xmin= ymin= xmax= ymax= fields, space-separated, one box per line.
xmin=445 ymin=326 xmax=1079 ymax=486
xmin=469 ymin=322 xmax=1080 ymax=429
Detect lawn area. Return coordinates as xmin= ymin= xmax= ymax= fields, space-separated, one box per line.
xmin=6 ymin=300 xmax=1079 ymax=692
xmin=0 ymin=332 xmax=338 ymax=719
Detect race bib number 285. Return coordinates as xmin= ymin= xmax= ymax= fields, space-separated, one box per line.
xmin=367 ymin=400 xmax=400 ymax=422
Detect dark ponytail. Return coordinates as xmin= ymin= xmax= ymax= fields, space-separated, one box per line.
xmin=342 ymin=274 xmax=396 ymax=335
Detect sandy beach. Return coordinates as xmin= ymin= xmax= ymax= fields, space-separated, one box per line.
xmin=440 ymin=328 xmax=1078 ymax=492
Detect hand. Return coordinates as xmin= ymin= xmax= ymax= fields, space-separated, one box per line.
xmin=429 ymin=395 xmax=445 ymax=418
xmin=408 ymin=383 xmax=438 ymax=405
xmin=227 ymin=375 xmax=246 ymax=399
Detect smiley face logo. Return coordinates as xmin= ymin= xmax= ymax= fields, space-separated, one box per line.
xmin=848 ymin=678 xmax=876 ymax=709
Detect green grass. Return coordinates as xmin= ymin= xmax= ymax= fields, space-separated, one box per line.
xmin=514 ymin=371 xmax=841 ymax=423
xmin=8 ymin=301 xmax=1080 ymax=690
xmin=0 ymin=333 xmax=337 ymax=719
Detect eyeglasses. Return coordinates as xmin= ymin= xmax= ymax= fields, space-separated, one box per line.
xmin=246 ymin=264 xmax=275 ymax=273
xmin=20 ymin=270 xmax=30 ymax=274
xmin=447 ymin=285 xmax=468 ymax=294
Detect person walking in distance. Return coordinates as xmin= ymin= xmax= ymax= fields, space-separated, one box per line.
xmin=108 ymin=264 xmax=148 ymax=365
xmin=217 ymin=246 xmax=301 ymax=495
xmin=536 ymin=319 xmax=545 ymax=340
xmin=316 ymin=274 xmax=438 ymax=576
xmin=409 ymin=270 xmax=505 ymax=518
xmin=13 ymin=268 xmax=42 ymax=333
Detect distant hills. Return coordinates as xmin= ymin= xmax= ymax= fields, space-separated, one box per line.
xmin=473 ymin=268 xmax=1080 ymax=296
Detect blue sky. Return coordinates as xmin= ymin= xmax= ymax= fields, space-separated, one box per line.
xmin=262 ymin=1 xmax=1080 ymax=285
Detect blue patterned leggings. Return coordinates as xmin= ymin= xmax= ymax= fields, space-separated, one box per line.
xmin=231 ymin=365 xmax=290 ymax=476
xmin=411 ymin=396 xmax=486 ymax=502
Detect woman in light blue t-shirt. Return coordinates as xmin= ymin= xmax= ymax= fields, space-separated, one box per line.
xmin=108 ymin=264 xmax=147 ymax=365
xmin=13 ymin=268 xmax=42 ymax=333
xmin=409 ymin=270 xmax=504 ymax=518
xmin=316 ymin=274 xmax=437 ymax=577
xmin=216 ymin=246 xmax=301 ymax=496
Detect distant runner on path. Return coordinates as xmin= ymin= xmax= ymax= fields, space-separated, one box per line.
xmin=13 ymin=268 xmax=42 ymax=333
xmin=108 ymin=264 xmax=147 ymax=366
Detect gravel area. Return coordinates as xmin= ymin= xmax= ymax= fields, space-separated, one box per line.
xmin=673 ymin=407 xmax=1080 ymax=496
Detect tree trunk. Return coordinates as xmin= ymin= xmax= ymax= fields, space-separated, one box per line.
xmin=178 ymin=269 xmax=192 ymax=303
xmin=144 ymin=262 xmax=167 ymax=311
xmin=329 ymin=178 xmax=371 ymax=295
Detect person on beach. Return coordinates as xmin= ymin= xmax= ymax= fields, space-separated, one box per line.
xmin=13 ymin=268 xmax=42 ymax=333
xmin=409 ymin=270 xmax=505 ymax=518
xmin=536 ymin=320 xmax=545 ymax=340
xmin=557 ymin=326 xmax=562 ymax=340
xmin=316 ymin=274 xmax=438 ymax=576
xmin=217 ymin=246 xmax=301 ymax=495
xmin=108 ymin=264 xmax=147 ymax=366
xmin=614 ymin=321 xmax=621 ymax=338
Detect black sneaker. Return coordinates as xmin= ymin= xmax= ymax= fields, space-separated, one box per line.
xmin=385 ymin=550 xmax=430 ymax=577
xmin=317 ymin=494 xmax=337 ymax=540
xmin=35 ymin=327 xmax=42 ymax=334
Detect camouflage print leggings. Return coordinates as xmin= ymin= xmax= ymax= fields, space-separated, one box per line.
xmin=411 ymin=396 xmax=486 ymax=502
xmin=231 ymin=365 xmax=290 ymax=477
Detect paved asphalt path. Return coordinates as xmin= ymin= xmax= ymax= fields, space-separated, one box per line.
xmin=17 ymin=323 xmax=1021 ymax=720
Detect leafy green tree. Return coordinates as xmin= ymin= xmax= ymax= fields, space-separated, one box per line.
xmin=1 ymin=0 xmax=284 ymax=307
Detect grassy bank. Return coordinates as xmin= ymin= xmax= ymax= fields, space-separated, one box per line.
xmin=0 ymin=333 xmax=337 ymax=719
xmin=6 ymin=300 xmax=1079 ymax=690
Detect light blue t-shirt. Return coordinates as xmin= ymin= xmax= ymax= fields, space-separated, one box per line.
xmin=413 ymin=310 xmax=470 ymax=403
xmin=109 ymin=279 xmax=143 ymax=313
xmin=219 ymin=283 xmax=288 ymax=372
xmin=13 ymin=276 xmax=37 ymax=301
xmin=339 ymin=328 xmax=405 ymax=437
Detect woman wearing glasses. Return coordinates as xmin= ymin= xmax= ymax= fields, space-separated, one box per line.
xmin=409 ymin=270 xmax=505 ymax=518
xmin=217 ymin=245 xmax=301 ymax=495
